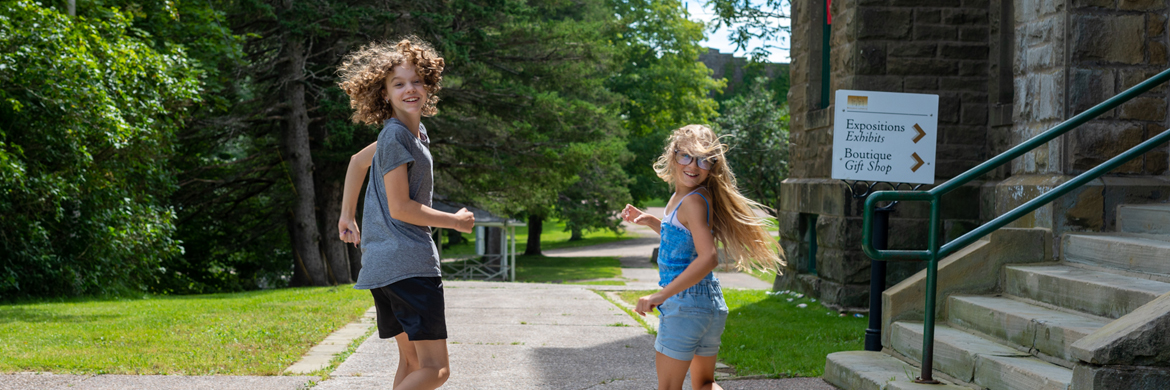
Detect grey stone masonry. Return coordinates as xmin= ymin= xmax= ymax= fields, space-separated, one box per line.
xmin=780 ymin=0 xmax=989 ymax=309
xmin=1014 ymin=1 xmax=1170 ymax=176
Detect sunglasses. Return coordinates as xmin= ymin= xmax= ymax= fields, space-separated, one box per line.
xmin=675 ymin=150 xmax=717 ymax=170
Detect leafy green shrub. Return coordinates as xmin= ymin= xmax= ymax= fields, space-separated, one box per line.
xmin=0 ymin=1 xmax=200 ymax=298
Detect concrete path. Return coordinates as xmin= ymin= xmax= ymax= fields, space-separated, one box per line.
xmin=314 ymin=281 xmax=836 ymax=390
xmin=0 ymin=209 xmax=832 ymax=390
xmin=312 ymin=210 xmax=833 ymax=389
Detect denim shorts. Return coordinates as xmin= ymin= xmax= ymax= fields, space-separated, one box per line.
xmin=654 ymin=279 xmax=729 ymax=361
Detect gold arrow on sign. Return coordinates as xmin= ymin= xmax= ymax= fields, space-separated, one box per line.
xmin=913 ymin=124 xmax=926 ymax=143
xmin=911 ymin=152 xmax=925 ymax=172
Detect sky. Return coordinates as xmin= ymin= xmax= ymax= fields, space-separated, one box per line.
xmin=682 ymin=0 xmax=792 ymax=63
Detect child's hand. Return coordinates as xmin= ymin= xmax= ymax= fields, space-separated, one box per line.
xmin=634 ymin=292 xmax=665 ymax=316
xmin=338 ymin=217 xmax=361 ymax=245
xmin=453 ymin=208 xmax=475 ymax=233
xmin=622 ymin=204 xmax=654 ymax=226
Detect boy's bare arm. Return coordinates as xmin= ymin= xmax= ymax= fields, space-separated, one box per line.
xmin=338 ymin=142 xmax=376 ymax=244
xmin=383 ymin=165 xmax=475 ymax=233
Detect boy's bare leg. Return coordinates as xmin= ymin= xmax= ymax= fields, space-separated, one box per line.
xmin=392 ymin=339 xmax=450 ymax=390
xmin=689 ymin=354 xmax=722 ymax=390
xmin=655 ymin=352 xmax=691 ymax=390
xmin=392 ymin=333 xmax=420 ymax=388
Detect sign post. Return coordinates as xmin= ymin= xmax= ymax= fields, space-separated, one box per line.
xmin=831 ymin=90 xmax=938 ymax=353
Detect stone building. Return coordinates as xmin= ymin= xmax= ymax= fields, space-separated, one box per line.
xmin=697 ymin=48 xmax=789 ymax=100
xmin=783 ymin=1 xmax=1170 ymax=388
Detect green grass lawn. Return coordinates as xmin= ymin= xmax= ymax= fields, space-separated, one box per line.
xmin=616 ymin=289 xmax=866 ymax=378
xmin=440 ymin=218 xmax=634 ymax=258
xmin=0 ymin=286 xmax=371 ymax=375
xmin=443 ymin=255 xmax=623 ymax=285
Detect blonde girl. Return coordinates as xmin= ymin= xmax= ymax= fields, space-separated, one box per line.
xmin=622 ymin=124 xmax=782 ymax=390
xmin=336 ymin=37 xmax=474 ymax=390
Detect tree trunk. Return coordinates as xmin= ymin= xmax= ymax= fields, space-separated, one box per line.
xmin=525 ymin=215 xmax=543 ymax=255
xmin=570 ymin=227 xmax=583 ymax=241
xmin=317 ymin=173 xmax=352 ymax=284
xmin=280 ymin=18 xmax=329 ymax=287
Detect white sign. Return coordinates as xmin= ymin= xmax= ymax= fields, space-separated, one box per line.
xmin=831 ymin=90 xmax=938 ymax=184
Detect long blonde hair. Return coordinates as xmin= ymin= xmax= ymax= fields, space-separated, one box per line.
xmin=653 ymin=125 xmax=784 ymax=272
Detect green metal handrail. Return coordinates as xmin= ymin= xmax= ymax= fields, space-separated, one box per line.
xmin=860 ymin=67 xmax=1170 ymax=384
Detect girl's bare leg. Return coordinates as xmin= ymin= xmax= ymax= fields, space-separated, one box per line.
xmin=392 ymin=339 xmax=450 ymax=390
xmin=393 ymin=333 xmax=419 ymax=388
xmin=656 ymin=351 xmax=692 ymax=390
xmin=689 ymin=354 xmax=723 ymax=390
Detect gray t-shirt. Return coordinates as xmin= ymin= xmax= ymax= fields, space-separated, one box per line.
xmin=354 ymin=118 xmax=440 ymax=289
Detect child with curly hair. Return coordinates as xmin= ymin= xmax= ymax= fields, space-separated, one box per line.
xmin=622 ymin=125 xmax=783 ymax=390
xmin=336 ymin=37 xmax=474 ymax=390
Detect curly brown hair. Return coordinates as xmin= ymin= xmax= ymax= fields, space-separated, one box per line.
xmin=338 ymin=37 xmax=444 ymax=125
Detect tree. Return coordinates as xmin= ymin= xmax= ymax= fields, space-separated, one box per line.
xmin=608 ymin=0 xmax=723 ymax=204
xmin=0 ymin=1 xmax=200 ymax=297
xmin=705 ymin=0 xmax=791 ymax=62
xmin=712 ymin=77 xmax=789 ymax=216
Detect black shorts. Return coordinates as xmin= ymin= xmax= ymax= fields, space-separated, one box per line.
xmin=370 ymin=277 xmax=448 ymax=341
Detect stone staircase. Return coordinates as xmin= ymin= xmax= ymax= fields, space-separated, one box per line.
xmin=824 ymin=204 xmax=1170 ymax=390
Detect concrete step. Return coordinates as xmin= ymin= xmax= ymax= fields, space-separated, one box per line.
xmin=824 ymin=350 xmax=970 ymax=390
xmin=1062 ymin=233 xmax=1170 ymax=276
xmin=946 ymin=295 xmax=1109 ymax=362
xmin=1006 ymin=264 xmax=1170 ymax=319
xmin=890 ymin=322 xmax=1072 ymax=390
xmin=1117 ymin=203 xmax=1170 ymax=235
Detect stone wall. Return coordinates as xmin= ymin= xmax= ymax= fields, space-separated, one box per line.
xmin=698 ymin=48 xmax=788 ymax=98
xmin=994 ymin=0 xmax=1170 ymax=235
xmin=778 ymin=0 xmax=991 ymax=309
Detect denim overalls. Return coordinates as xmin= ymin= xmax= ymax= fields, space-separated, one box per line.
xmin=654 ymin=188 xmax=729 ymax=361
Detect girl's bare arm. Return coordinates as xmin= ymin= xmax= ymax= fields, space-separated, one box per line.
xmin=634 ymin=194 xmax=718 ymax=315
xmin=338 ymin=142 xmax=377 ymax=244
xmin=383 ymin=165 xmax=474 ymax=232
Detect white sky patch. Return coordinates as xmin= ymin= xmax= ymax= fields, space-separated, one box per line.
xmin=683 ymin=0 xmax=791 ymax=63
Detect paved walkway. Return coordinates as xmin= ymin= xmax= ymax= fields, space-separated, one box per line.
xmin=313 ymin=212 xmax=833 ymax=389
xmin=0 ymin=210 xmax=836 ymax=389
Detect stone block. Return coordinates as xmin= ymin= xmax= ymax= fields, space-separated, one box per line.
xmin=961 ymin=102 xmax=989 ymax=126
xmin=940 ymin=94 xmax=961 ymax=123
xmin=959 ymin=26 xmax=989 ymax=42
xmin=1072 ymin=15 xmax=1146 ymax=65
xmin=942 ymin=124 xmax=987 ymax=146
xmin=889 ymin=58 xmax=960 ymax=76
xmin=889 ymin=42 xmax=937 ymax=58
xmin=916 ymin=9 xmax=941 ymax=24
xmin=891 ymin=0 xmax=960 ymax=6
xmin=963 ymin=0 xmax=990 ymax=8
xmin=1149 ymin=13 xmax=1167 ymax=37
xmin=943 ymin=8 xmax=989 ymax=25
xmin=858 ymin=8 xmax=912 ymax=39
xmin=1150 ymin=41 xmax=1167 ymax=65
xmin=1071 ymin=292 xmax=1170 ymax=366
xmin=856 ymin=43 xmax=887 ymax=75
xmin=1119 ymin=96 xmax=1167 ymax=121
xmin=1143 ymin=124 xmax=1169 ymax=174
xmin=959 ymin=61 xmax=988 ymax=77
xmin=844 ymin=75 xmax=903 ymax=92
xmin=905 ymin=76 xmax=938 ymax=90
xmin=1119 ymin=0 xmax=1167 ymax=11
xmin=914 ymin=25 xmax=958 ymax=41
xmin=1072 ymin=0 xmax=1115 ymax=7
xmin=1072 ymin=363 xmax=1170 ymax=390
xmin=941 ymin=44 xmax=990 ymax=60
xmin=817 ymin=248 xmax=872 ymax=285
xmin=1026 ymin=45 xmax=1058 ymax=71
xmin=1025 ymin=17 xmax=1061 ymax=47
xmin=1069 ymin=68 xmax=1116 ymax=115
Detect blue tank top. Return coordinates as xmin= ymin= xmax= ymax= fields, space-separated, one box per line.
xmin=658 ymin=189 xmax=716 ymax=287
